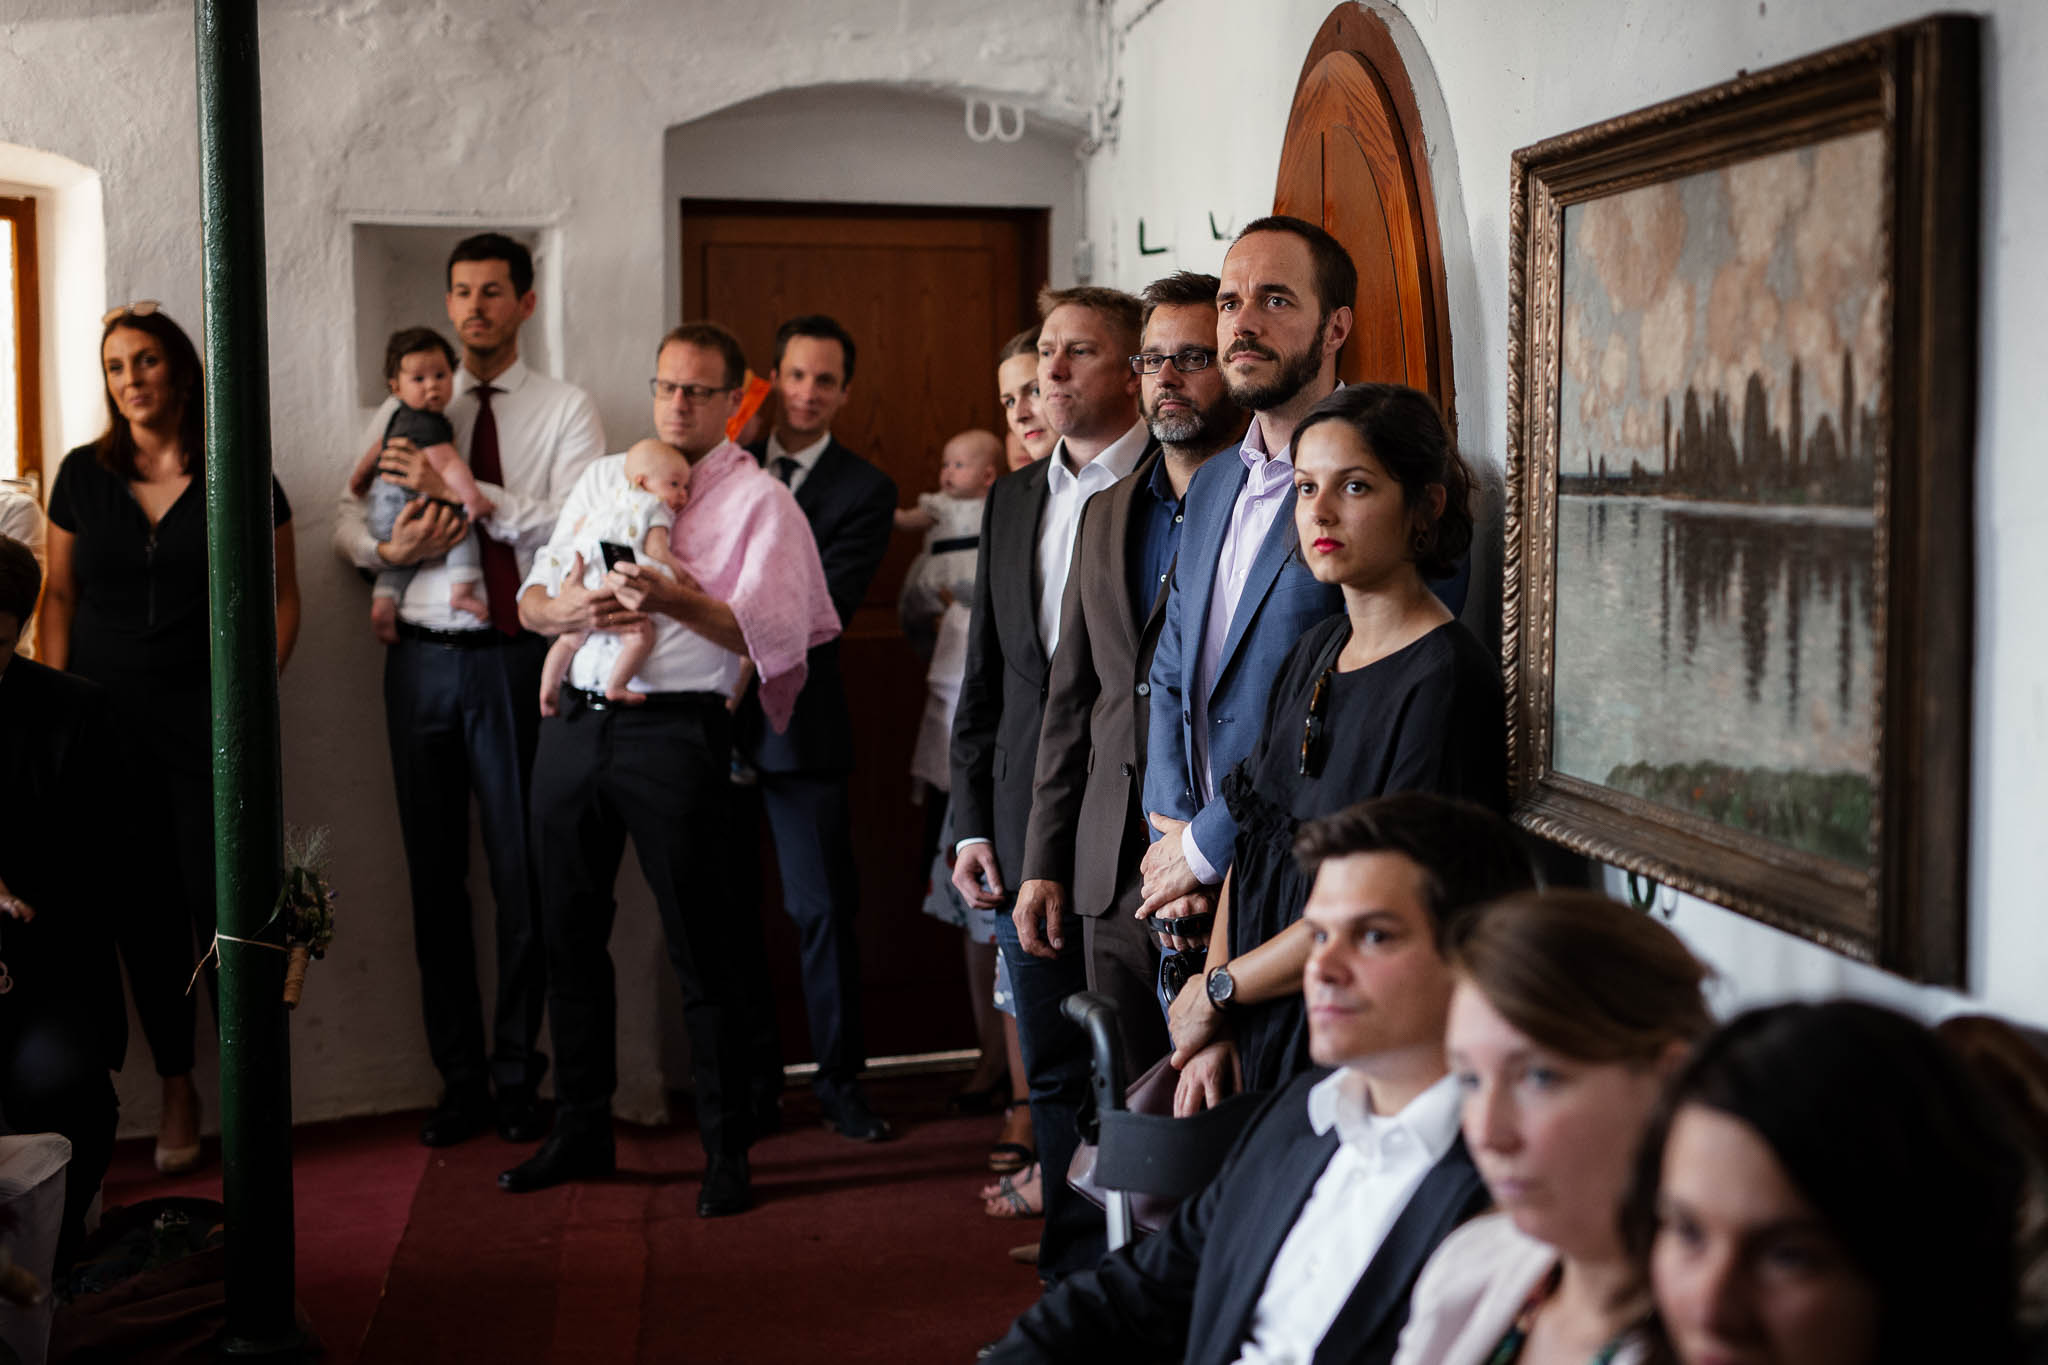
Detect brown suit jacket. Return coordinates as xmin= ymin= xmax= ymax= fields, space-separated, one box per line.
xmin=1021 ymin=446 xmax=1170 ymax=918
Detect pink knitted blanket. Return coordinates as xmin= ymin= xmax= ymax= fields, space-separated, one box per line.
xmin=672 ymin=442 xmax=840 ymax=731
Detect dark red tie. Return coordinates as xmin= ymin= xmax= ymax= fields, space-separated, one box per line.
xmin=467 ymin=385 xmax=523 ymax=636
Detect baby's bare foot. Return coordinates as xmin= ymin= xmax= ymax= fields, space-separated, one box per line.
xmin=448 ymin=582 xmax=490 ymax=624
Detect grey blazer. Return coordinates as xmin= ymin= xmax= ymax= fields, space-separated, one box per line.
xmin=1021 ymin=446 xmax=1167 ymax=917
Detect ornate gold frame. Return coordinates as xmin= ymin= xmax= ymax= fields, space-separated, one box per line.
xmin=1503 ymin=15 xmax=1980 ymax=983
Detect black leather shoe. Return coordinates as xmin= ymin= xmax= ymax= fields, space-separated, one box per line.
xmin=820 ymin=1087 xmax=893 ymax=1142
xmin=696 ymin=1152 xmax=752 ymax=1217
xmin=420 ymin=1088 xmax=493 ymax=1148
xmin=495 ymin=1087 xmax=548 ymax=1143
xmin=498 ymin=1126 xmax=615 ymax=1193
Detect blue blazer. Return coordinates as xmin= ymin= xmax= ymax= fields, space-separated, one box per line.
xmin=1143 ymin=446 xmax=1341 ymax=874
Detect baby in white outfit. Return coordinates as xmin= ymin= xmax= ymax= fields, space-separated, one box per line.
xmin=895 ymin=429 xmax=1002 ymax=637
xmin=538 ymin=438 xmax=693 ymax=712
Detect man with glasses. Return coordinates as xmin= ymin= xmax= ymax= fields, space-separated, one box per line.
xmin=331 ymin=233 xmax=604 ymax=1152
xmin=732 ymin=315 xmax=898 ymax=1144
xmin=952 ymin=284 xmax=1149 ymax=1283
xmin=1016 ymin=271 xmax=1245 ymax=1089
xmin=503 ymin=323 xmax=838 ymax=1217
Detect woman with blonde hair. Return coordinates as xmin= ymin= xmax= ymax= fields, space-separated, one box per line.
xmin=1395 ymin=890 xmax=1712 ymax=1365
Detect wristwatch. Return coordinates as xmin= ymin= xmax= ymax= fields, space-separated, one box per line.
xmin=1205 ymin=964 xmax=1236 ymax=1012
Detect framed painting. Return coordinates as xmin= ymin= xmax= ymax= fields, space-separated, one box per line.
xmin=1503 ymin=16 xmax=1980 ymax=982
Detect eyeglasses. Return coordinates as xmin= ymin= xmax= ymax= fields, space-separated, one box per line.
xmin=1298 ymin=664 xmax=1334 ymax=778
xmin=101 ymin=300 xmax=161 ymax=326
xmin=1128 ymin=348 xmax=1217 ymax=375
xmin=649 ymin=379 xmax=735 ymax=404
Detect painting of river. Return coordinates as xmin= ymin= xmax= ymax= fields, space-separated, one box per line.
xmin=1548 ymin=127 xmax=1886 ymax=869
xmin=1551 ymin=496 xmax=1874 ymax=865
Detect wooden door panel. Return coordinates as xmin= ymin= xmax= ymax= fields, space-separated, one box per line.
xmin=1275 ymin=8 xmax=1456 ymax=432
xmin=683 ymin=202 xmax=1045 ymax=1063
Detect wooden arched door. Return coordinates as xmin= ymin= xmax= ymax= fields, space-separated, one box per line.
xmin=1274 ymin=7 xmax=1454 ymax=431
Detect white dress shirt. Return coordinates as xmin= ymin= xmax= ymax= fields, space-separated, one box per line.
xmin=1232 ymin=1071 xmax=1463 ymax=1365
xmin=523 ymin=455 xmax=743 ymax=697
xmin=1183 ymin=392 xmax=1337 ymax=885
xmin=332 ymin=357 xmax=605 ymax=630
xmin=765 ymin=429 xmax=832 ymax=496
xmin=1035 ymin=420 xmax=1148 ymax=656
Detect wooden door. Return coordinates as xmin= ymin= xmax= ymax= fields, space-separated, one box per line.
xmin=1274 ymin=7 xmax=1455 ymax=434
xmin=681 ymin=201 xmax=1047 ymax=1062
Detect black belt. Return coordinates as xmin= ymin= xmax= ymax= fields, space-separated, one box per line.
xmin=561 ymin=686 xmax=726 ymax=714
xmin=397 ymin=621 xmax=510 ymax=649
xmin=931 ymin=535 xmax=979 ymax=555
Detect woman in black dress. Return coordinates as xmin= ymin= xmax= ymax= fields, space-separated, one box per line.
xmin=40 ymin=303 xmax=300 ymax=1173
xmin=1168 ymin=383 xmax=1504 ymax=1101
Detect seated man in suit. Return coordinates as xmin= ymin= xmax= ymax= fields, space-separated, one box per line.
xmin=985 ymin=792 xmax=1536 ymax=1365
xmin=0 ymin=535 xmax=123 ymax=1270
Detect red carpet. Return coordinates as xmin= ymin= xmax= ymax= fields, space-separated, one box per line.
xmin=98 ymin=1075 xmax=1041 ymax=1361
xmin=356 ymin=1074 xmax=1041 ymax=1362
xmin=101 ymin=1111 xmax=432 ymax=1363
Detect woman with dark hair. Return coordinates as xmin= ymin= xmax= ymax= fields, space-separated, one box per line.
xmin=39 ymin=302 xmax=300 ymax=1173
xmin=1628 ymin=1000 xmax=2030 ymax=1365
xmin=1394 ymin=890 xmax=1712 ymax=1365
xmin=1167 ymin=383 xmax=1506 ymax=1100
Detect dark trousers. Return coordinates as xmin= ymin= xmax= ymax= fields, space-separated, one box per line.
xmin=530 ymin=696 xmax=760 ymax=1160
xmin=1082 ymin=901 xmax=1171 ymax=1081
xmin=382 ymin=633 xmax=548 ymax=1094
xmin=993 ymin=905 xmax=1103 ymax=1283
xmin=0 ymin=997 xmax=119 ymax=1270
xmin=741 ymin=771 xmax=867 ymax=1099
xmin=115 ymin=753 xmax=213 ymax=1078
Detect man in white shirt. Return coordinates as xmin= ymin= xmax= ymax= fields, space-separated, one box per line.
xmin=986 ymin=792 xmax=1536 ymax=1365
xmin=331 ymin=233 xmax=604 ymax=1151
xmin=951 ymin=285 xmax=1150 ymax=1282
xmin=501 ymin=322 xmax=833 ymax=1221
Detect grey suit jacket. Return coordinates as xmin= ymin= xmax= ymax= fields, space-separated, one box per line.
xmin=1021 ymin=446 xmax=1168 ymax=917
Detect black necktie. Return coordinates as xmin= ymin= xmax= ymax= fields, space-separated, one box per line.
xmin=773 ymin=456 xmax=799 ymax=486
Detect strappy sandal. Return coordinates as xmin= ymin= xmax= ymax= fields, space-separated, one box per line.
xmin=988 ymin=1101 xmax=1034 ymax=1174
xmin=983 ymin=1164 xmax=1043 ymax=1219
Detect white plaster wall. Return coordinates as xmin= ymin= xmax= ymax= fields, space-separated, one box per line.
xmin=1087 ymin=0 xmax=2048 ymax=1028
xmin=0 ymin=0 xmax=1098 ymax=1135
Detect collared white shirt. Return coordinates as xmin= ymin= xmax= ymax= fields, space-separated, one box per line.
xmin=332 ymin=356 xmax=605 ymax=630
xmin=765 ymin=429 xmax=832 ymax=496
xmin=1183 ymin=391 xmax=1339 ymax=884
xmin=522 ymin=454 xmax=743 ymax=696
xmin=1035 ymin=420 xmax=1148 ymax=656
xmin=1232 ymin=1071 xmax=1463 ymax=1365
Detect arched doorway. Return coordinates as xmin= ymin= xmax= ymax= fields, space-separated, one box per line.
xmin=1273 ymin=6 xmax=1454 ymax=435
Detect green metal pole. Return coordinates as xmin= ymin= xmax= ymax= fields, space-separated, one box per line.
xmin=194 ymin=2 xmax=304 ymax=1355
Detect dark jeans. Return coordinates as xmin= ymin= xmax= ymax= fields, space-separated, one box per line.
xmin=993 ymin=902 xmax=1103 ymax=1283
xmin=383 ymin=632 xmax=549 ymax=1094
xmin=739 ymin=771 xmax=867 ymax=1101
xmin=529 ymin=695 xmax=761 ymax=1160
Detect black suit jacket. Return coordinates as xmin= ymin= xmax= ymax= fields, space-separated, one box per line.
xmin=0 ymin=656 xmax=126 ymax=1068
xmin=947 ymin=457 xmax=1056 ymax=884
xmin=989 ymin=1069 xmax=1490 ymax=1365
xmin=739 ymin=437 xmax=897 ymax=773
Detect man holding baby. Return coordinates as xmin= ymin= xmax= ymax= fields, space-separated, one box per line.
xmin=506 ymin=322 xmax=839 ymax=1217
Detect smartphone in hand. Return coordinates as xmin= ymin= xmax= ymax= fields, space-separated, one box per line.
xmin=598 ymin=541 xmax=637 ymax=571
